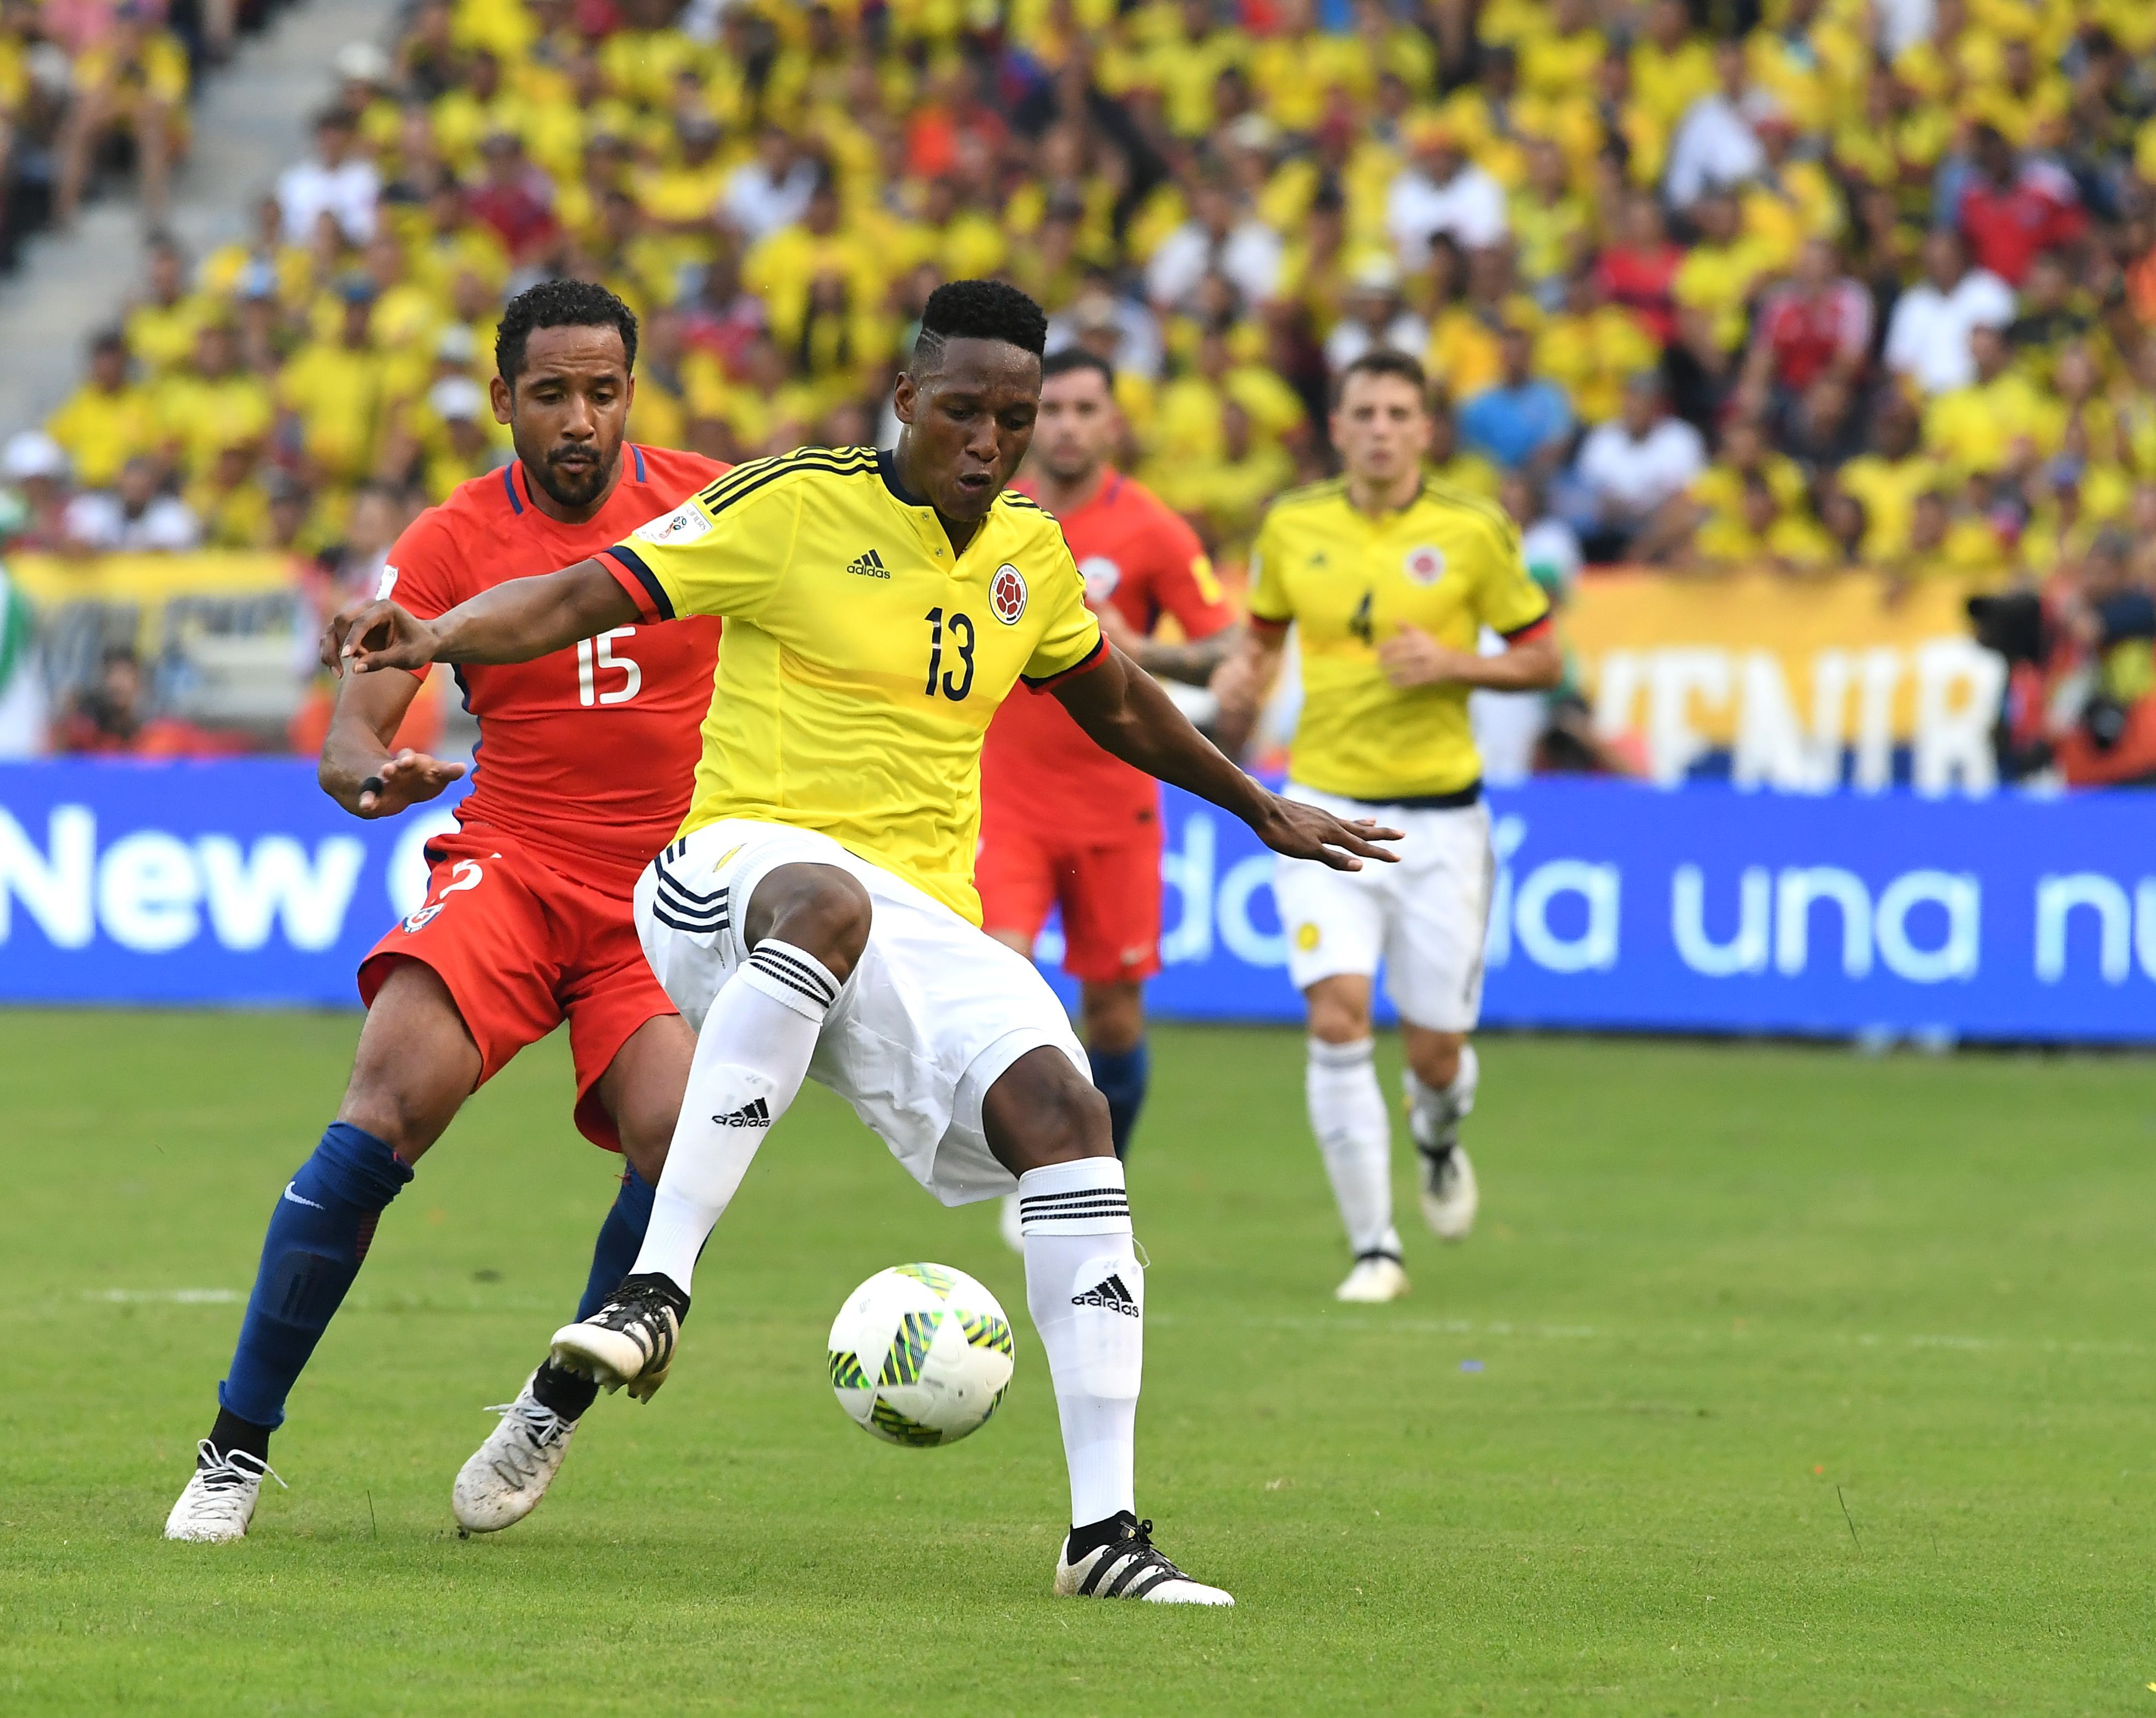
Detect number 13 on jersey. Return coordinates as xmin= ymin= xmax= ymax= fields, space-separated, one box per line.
xmin=923 ymin=607 xmax=975 ymax=701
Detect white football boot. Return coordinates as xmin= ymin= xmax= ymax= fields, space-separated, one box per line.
xmin=1419 ymin=1144 xmax=1478 ymax=1241
xmin=453 ymin=1374 xmax=580 ymax=1533
xmin=1334 ymin=1253 xmax=1411 ymax=1303
xmin=164 ymin=1440 xmax=284 ymax=1542
xmin=998 ymin=1191 xmax=1024 ymax=1254
xmin=1055 ymin=1515 xmax=1234 ymax=1606
xmin=1409 ymin=1047 xmax=1480 ymax=1240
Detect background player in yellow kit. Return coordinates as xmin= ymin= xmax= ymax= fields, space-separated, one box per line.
xmin=1213 ymin=349 xmax=1563 ymax=1304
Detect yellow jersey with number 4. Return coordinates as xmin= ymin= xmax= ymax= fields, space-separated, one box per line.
xmin=605 ymin=445 xmax=1104 ymax=923
xmin=1248 ymin=478 xmax=1549 ymax=802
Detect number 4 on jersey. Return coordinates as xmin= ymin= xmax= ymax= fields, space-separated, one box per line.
xmin=1349 ymin=591 xmax=1375 ymax=647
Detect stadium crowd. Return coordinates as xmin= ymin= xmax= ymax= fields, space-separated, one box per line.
xmin=1 ymin=0 xmax=2153 ymax=774
xmin=0 ymin=0 xmax=312 ymax=259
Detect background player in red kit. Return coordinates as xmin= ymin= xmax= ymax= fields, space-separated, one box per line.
xmin=978 ymin=348 xmax=1238 ymax=1243
xmin=164 ymin=282 xmax=727 ymax=1546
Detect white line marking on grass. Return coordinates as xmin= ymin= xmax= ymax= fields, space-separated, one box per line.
xmin=88 ymin=1288 xmax=243 ymax=1304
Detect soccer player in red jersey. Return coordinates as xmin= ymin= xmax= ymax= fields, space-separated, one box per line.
xmin=165 ymin=282 xmax=727 ymax=1545
xmin=976 ymin=348 xmax=1238 ymax=1226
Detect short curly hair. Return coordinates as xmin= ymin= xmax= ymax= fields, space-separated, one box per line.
xmin=494 ymin=279 xmax=640 ymax=386
xmin=912 ymin=278 xmax=1048 ymax=371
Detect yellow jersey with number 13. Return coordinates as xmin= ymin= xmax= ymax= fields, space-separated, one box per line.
xmin=603 ymin=445 xmax=1104 ymax=924
xmin=1247 ymin=477 xmax=1550 ymax=802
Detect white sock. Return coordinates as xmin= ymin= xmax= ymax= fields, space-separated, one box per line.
xmin=1307 ymin=1037 xmax=1400 ymax=1260
xmin=631 ymin=940 xmax=840 ymax=1296
xmin=1019 ymin=1157 xmax=1141 ymax=1530
xmin=1405 ymin=1043 xmax=1478 ymax=1153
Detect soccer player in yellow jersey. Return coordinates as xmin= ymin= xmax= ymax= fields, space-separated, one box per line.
xmin=1213 ymin=350 xmax=1563 ymax=1305
xmin=329 ymin=282 xmax=1394 ymax=1606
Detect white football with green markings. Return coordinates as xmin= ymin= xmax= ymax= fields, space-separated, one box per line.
xmin=827 ymin=1262 xmax=1016 ymax=1447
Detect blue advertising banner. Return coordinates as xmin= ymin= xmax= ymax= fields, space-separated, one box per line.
xmin=2 ymin=762 xmax=2153 ymax=1041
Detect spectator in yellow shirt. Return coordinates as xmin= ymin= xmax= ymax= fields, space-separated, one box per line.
xmin=1148 ymin=397 xmax=1294 ymax=556
xmin=1687 ymin=415 xmax=1809 ymax=531
xmin=47 ymin=331 xmax=157 ymax=492
xmin=1889 ymin=487 xmax=2006 ymax=585
xmin=156 ymin=321 xmax=275 ymax=481
xmin=54 ymin=4 xmax=189 ymax=227
xmin=186 ymin=442 xmax=276 ymax=551
xmin=279 ymin=281 xmax=387 ymax=488
xmin=1537 ymin=267 xmax=1660 ymax=426
xmin=1520 ymin=0 xmax=1608 ymax=103
xmin=742 ymin=170 xmax=881 ymax=352
xmin=1674 ymin=189 xmax=1775 ymax=377
xmin=1837 ymin=394 xmax=1936 ymax=558
xmin=1630 ymin=0 xmax=1718 ymax=136
xmin=1693 ymin=471 xmax=1837 ymax=571
xmin=1509 ymin=137 xmax=1590 ymax=306
xmin=1922 ymin=323 xmax=2058 ymax=476
xmin=124 ymin=236 xmax=209 ymax=377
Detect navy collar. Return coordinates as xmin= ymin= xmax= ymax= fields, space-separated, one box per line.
xmin=876 ymin=446 xmax=929 ymax=508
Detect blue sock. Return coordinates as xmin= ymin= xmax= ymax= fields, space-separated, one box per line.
xmin=217 ymin=1122 xmax=413 ymax=1433
xmin=575 ymin=1163 xmax=656 ymax=1320
xmin=1091 ymin=1039 xmax=1151 ymax=1161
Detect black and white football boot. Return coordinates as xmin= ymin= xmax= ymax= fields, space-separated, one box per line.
xmin=548 ymin=1273 xmax=688 ymax=1402
xmin=1410 ymin=1047 xmax=1480 ymax=1241
xmin=452 ymin=1373 xmax=580 ymax=1533
xmin=1054 ymin=1513 xmax=1234 ymax=1606
xmin=164 ymin=1440 xmax=285 ymax=1542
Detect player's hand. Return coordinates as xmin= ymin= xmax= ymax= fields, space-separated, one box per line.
xmin=355 ymin=748 xmax=466 ymax=818
xmin=1250 ymin=795 xmax=1402 ymax=872
xmin=1376 ymin=624 xmax=1481 ymax=689
xmin=323 ymin=599 xmax=444 ymax=676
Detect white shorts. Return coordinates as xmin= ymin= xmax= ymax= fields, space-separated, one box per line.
xmin=632 ymin=819 xmax=1090 ymax=1207
xmin=1272 ymin=783 xmax=1494 ymax=1033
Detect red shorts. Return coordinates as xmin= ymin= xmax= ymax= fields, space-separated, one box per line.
xmin=975 ymin=817 xmax=1163 ymax=984
xmin=357 ymin=829 xmax=675 ymax=1152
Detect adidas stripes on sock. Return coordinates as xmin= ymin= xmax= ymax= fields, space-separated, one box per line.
xmin=1019 ymin=1157 xmax=1142 ymax=1530
xmin=630 ymin=940 xmax=838 ymax=1298
xmin=1306 ymin=1037 xmax=1400 ymax=1261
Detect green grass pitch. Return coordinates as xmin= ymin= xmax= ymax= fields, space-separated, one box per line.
xmin=3 ymin=1011 xmax=2153 ymax=1715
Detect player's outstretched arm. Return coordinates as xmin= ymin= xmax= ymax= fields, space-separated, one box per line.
xmin=1053 ymin=643 xmax=1400 ymax=873
xmin=323 ymin=559 xmax=640 ymax=676
xmin=316 ymin=648 xmax=465 ymax=818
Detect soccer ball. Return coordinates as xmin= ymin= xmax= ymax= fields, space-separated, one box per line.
xmin=827 ymin=1263 xmax=1016 ymax=1447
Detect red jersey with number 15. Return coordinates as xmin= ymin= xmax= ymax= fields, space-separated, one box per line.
xmin=980 ymin=469 xmax=1234 ymax=846
xmin=383 ymin=445 xmax=726 ymax=891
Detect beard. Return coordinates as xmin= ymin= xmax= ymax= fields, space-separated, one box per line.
xmin=525 ymin=440 xmax=617 ymax=510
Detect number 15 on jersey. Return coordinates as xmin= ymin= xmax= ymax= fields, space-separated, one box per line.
xmin=576 ymin=628 xmax=641 ymax=706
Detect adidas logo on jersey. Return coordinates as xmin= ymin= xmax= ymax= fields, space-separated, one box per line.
xmin=713 ymin=1098 xmax=772 ymax=1128
xmin=1071 ymin=1274 xmax=1141 ymax=1317
xmin=845 ymin=549 xmax=889 ymax=580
